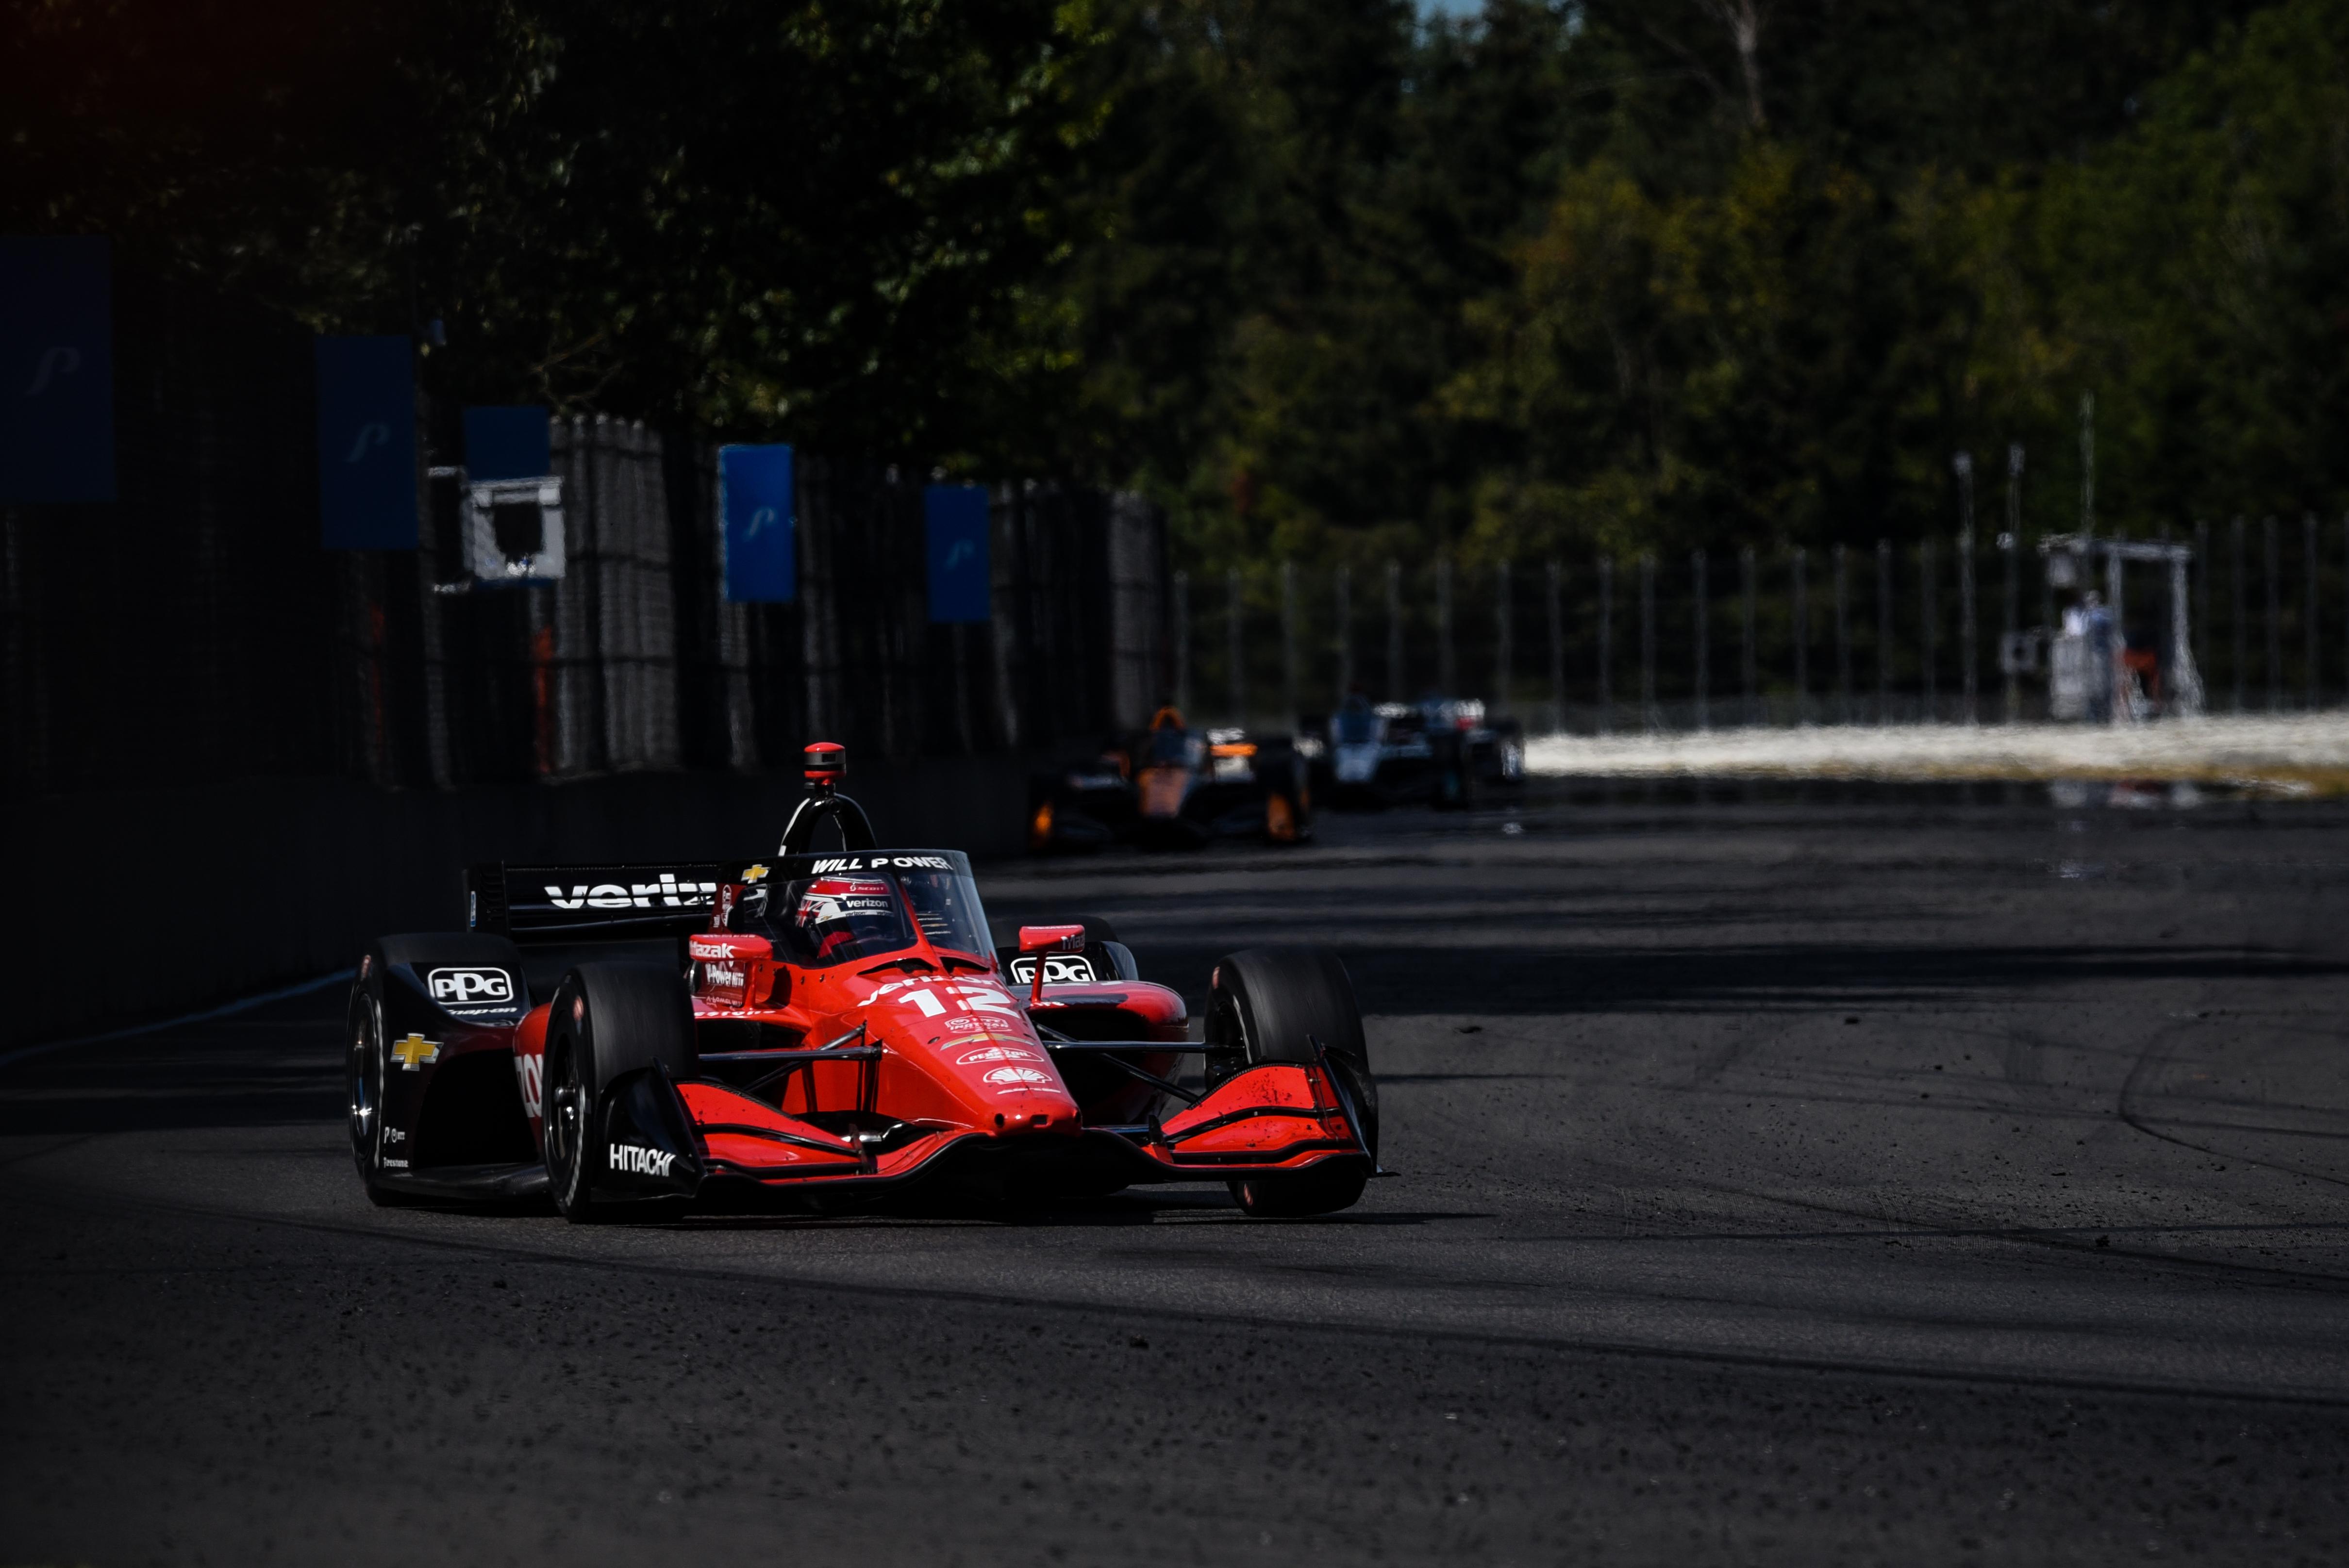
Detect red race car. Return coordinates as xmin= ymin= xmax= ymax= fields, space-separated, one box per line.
xmin=347 ymin=744 xmax=1379 ymax=1220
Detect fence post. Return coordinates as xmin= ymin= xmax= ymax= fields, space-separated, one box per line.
xmin=2304 ymin=514 xmax=2319 ymax=711
xmin=1226 ymin=567 xmax=1244 ymax=726
xmin=1876 ymin=539 xmax=1892 ymax=725
xmin=1954 ymin=451 xmax=1977 ymax=726
xmin=1960 ymin=528 xmax=1978 ymax=726
xmin=1280 ymin=558 xmax=1299 ymax=732
xmin=1173 ymin=570 xmax=1191 ymax=715
xmin=1833 ymin=544 xmax=1851 ymax=724
xmin=2079 ymin=392 xmax=2096 ymax=537
xmin=2255 ymin=514 xmax=2274 ymax=709
xmin=1693 ymin=549 xmax=1710 ymax=732
xmin=1436 ymin=554 xmax=1456 ymax=696
xmin=1790 ymin=548 xmax=1809 ymax=725
xmin=2001 ymin=530 xmax=2019 ymax=723
xmin=1739 ymin=545 xmax=1757 ymax=726
xmin=2107 ymin=531 xmax=2128 ymax=727
xmin=1598 ymin=555 xmax=1615 ymax=734
xmin=1493 ymin=560 xmax=1512 ymax=715
xmin=1385 ymin=560 xmax=1403 ymax=701
xmin=2231 ymin=517 xmax=2247 ymax=713
xmin=2005 ymin=443 xmax=2025 ymax=722
xmin=1919 ymin=539 xmax=1938 ymax=723
xmin=1334 ymin=565 xmax=1353 ymax=704
xmin=1546 ymin=560 xmax=1565 ymax=734
xmin=2194 ymin=520 xmax=2210 ymax=702
xmin=1639 ymin=553 xmax=1658 ymax=732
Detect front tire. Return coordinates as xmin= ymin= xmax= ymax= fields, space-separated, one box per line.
xmin=1203 ymin=947 xmax=1377 ymax=1218
xmin=345 ymin=991 xmax=401 ymax=1206
xmin=542 ymin=961 xmax=699 ymax=1224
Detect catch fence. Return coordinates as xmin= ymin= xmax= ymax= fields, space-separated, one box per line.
xmin=1180 ymin=523 xmax=2349 ymax=735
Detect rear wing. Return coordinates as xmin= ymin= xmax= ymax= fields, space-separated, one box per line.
xmin=466 ymin=861 xmax=747 ymax=942
xmin=464 ymin=848 xmax=975 ymax=942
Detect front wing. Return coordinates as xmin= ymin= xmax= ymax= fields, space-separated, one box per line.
xmin=583 ymin=1051 xmax=1372 ymax=1209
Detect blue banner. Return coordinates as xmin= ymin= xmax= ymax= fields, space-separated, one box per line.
xmin=0 ymin=236 xmax=115 ymax=503
xmin=314 ymin=336 xmax=418 ymax=549
xmin=464 ymin=406 xmax=550 ymax=481
xmin=925 ymin=484 xmax=991 ymax=624
xmin=720 ymin=444 xmax=796 ymax=603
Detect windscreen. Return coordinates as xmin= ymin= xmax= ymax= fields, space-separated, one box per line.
xmin=729 ymin=869 xmax=993 ymax=968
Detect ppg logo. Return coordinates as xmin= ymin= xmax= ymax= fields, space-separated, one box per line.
xmin=427 ymin=967 xmax=516 ymax=1006
xmin=1008 ymin=954 xmax=1096 ymax=986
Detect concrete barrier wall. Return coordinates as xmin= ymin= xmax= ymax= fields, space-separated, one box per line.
xmin=8 ymin=757 xmax=1029 ymax=1050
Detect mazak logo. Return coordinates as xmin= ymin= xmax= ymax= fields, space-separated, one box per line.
xmin=609 ymin=1143 xmax=677 ymax=1177
xmin=427 ymin=967 xmax=514 ymax=1006
xmin=983 ymin=1066 xmax=1052 ymax=1087
xmin=545 ymin=873 xmax=717 ymax=911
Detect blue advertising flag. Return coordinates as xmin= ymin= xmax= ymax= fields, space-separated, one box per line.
xmin=720 ymin=444 xmax=796 ymax=603
xmin=464 ymin=406 xmax=551 ymax=481
xmin=925 ymin=485 xmax=991 ymax=624
xmin=314 ymin=336 xmax=418 ymax=549
xmin=0 ymin=236 xmax=116 ymax=503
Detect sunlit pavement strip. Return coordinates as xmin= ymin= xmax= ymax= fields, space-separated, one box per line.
xmin=1525 ymin=712 xmax=2349 ymax=790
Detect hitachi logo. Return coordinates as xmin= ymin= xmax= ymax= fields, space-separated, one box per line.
xmin=546 ymin=874 xmax=717 ymax=911
xmin=609 ymin=1143 xmax=677 ymax=1177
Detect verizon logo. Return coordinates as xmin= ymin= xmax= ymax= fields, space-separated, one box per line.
xmin=545 ymin=873 xmax=717 ymax=911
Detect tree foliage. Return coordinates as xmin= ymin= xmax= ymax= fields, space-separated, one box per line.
xmin=7 ymin=0 xmax=2344 ymax=561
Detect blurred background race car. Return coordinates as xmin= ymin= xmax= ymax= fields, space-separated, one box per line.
xmin=1029 ymin=707 xmax=1311 ymax=852
xmin=1308 ymin=693 xmax=1523 ymax=810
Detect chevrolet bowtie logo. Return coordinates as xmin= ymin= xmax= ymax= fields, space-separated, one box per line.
xmin=391 ymin=1033 xmax=441 ymax=1070
xmin=743 ymin=863 xmax=769 ymax=882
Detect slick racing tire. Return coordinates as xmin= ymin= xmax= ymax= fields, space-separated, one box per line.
xmin=346 ymin=986 xmax=404 ymax=1207
xmin=543 ymin=961 xmax=698 ymax=1223
xmin=1203 ymin=947 xmax=1376 ymax=1218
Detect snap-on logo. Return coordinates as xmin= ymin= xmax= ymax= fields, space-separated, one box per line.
xmin=609 ymin=1143 xmax=676 ymax=1177
xmin=427 ymin=967 xmax=514 ymax=1006
xmin=546 ymin=873 xmax=717 ymax=911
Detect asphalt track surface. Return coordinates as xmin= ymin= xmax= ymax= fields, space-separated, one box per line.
xmin=7 ymin=782 xmax=2349 ymax=1565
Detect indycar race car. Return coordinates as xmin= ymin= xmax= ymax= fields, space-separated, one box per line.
xmin=1314 ymin=694 xmax=1524 ymax=809
xmin=1028 ymin=706 xmax=1311 ymax=852
xmin=348 ymin=744 xmax=1377 ymax=1220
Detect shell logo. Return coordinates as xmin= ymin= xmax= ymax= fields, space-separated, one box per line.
xmin=982 ymin=1066 xmax=1052 ymax=1086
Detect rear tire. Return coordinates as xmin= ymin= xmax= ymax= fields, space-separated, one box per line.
xmin=542 ymin=962 xmax=698 ymax=1223
xmin=1202 ymin=947 xmax=1376 ymax=1218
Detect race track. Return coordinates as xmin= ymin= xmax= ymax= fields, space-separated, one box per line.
xmin=7 ymin=783 xmax=2349 ymax=1565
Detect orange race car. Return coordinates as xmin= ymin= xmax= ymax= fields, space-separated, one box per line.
xmin=346 ymin=744 xmax=1379 ymax=1220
